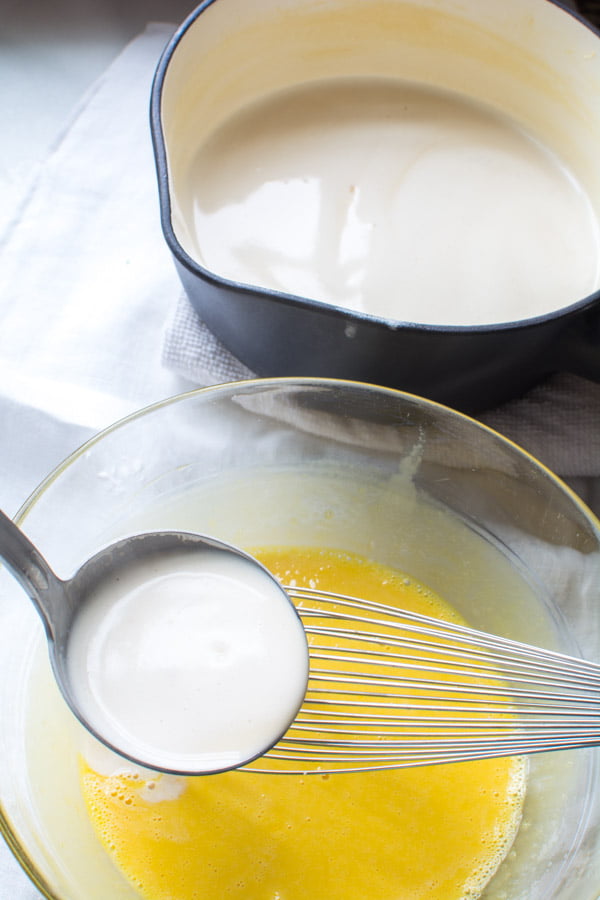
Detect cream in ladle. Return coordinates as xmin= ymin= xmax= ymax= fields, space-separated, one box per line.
xmin=0 ymin=511 xmax=309 ymax=774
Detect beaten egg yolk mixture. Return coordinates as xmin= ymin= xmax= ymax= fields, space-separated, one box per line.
xmin=80 ymin=547 xmax=525 ymax=900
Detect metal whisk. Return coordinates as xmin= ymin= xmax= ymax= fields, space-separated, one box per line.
xmin=246 ymin=587 xmax=600 ymax=775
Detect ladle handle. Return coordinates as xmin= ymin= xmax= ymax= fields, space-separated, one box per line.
xmin=0 ymin=509 xmax=63 ymax=637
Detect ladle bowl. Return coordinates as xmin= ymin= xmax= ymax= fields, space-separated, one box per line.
xmin=0 ymin=510 xmax=308 ymax=776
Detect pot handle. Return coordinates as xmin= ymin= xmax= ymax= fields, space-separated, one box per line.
xmin=558 ymin=303 xmax=600 ymax=383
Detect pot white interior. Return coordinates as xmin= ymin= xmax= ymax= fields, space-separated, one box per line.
xmin=155 ymin=0 xmax=600 ymax=326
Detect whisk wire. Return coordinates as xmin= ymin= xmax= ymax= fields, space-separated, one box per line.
xmin=244 ymin=586 xmax=600 ymax=775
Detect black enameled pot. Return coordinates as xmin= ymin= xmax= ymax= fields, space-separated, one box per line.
xmin=150 ymin=0 xmax=600 ymax=414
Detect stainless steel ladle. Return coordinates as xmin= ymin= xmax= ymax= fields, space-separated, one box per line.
xmin=0 ymin=509 xmax=307 ymax=775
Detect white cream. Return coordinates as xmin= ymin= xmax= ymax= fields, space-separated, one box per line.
xmin=66 ymin=549 xmax=309 ymax=773
xmin=184 ymin=79 xmax=600 ymax=326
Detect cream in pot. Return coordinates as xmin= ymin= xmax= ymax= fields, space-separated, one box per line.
xmin=161 ymin=0 xmax=600 ymax=327
xmin=184 ymin=78 xmax=600 ymax=325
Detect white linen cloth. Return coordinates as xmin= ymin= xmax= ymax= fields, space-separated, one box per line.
xmin=0 ymin=24 xmax=193 ymax=518
xmin=164 ymin=293 xmax=600 ymax=511
xmin=0 ymin=13 xmax=600 ymax=900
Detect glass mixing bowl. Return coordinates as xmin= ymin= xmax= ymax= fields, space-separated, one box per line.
xmin=1 ymin=378 xmax=600 ymax=899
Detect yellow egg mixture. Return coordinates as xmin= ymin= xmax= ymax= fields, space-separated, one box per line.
xmin=80 ymin=548 xmax=526 ymax=900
